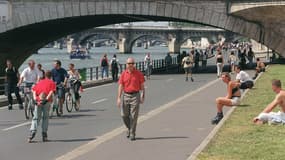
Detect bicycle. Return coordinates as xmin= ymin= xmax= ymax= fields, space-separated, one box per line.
xmin=49 ymin=84 xmax=64 ymax=117
xmin=21 ymin=82 xmax=35 ymax=120
xmin=65 ymin=79 xmax=80 ymax=112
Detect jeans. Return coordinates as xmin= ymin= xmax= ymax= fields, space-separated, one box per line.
xmin=30 ymin=102 xmax=50 ymax=133
xmin=101 ymin=66 xmax=109 ymax=79
xmin=7 ymin=83 xmax=22 ymax=106
xmin=216 ymin=63 xmax=223 ymax=77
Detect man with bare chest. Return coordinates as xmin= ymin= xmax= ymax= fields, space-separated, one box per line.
xmin=253 ymin=79 xmax=285 ymax=124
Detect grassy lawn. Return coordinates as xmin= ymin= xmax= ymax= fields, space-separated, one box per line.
xmin=197 ymin=65 xmax=285 ymax=160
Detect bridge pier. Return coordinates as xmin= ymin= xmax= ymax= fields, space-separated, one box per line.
xmin=118 ymin=38 xmax=132 ymax=54
xmin=168 ymin=38 xmax=181 ymax=54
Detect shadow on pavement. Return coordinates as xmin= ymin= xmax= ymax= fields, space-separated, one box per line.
xmin=55 ymin=114 xmax=96 ymax=119
xmin=79 ymin=109 xmax=106 ymax=112
xmin=49 ymin=138 xmax=96 ymax=143
xmin=135 ymin=136 xmax=188 ymax=141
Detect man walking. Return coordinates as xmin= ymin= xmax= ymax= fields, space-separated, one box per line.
xmin=28 ymin=70 xmax=56 ymax=142
xmin=4 ymin=60 xmax=23 ymax=110
xmin=110 ymin=54 xmax=119 ymax=81
xmin=182 ymin=53 xmax=194 ymax=82
xmin=117 ymin=58 xmax=145 ymax=141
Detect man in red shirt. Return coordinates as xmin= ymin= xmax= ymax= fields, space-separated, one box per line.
xmin=117 ymin=58 xmax=145 ymax=141
xmin=28 ymin=70 xmax=56 ymax=143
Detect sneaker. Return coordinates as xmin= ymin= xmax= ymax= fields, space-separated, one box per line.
xmin=19 ymin=104 xmax=24 ymax=110
xmin=211 ymin=112 xmax=224 ymax=125
xmin=28 ymin=131 xmax=36 ymax=143
xmin=191 ymin=77 xmax=194 ymax=82
xmin=8 ymin=104 xmax=12 ymax=110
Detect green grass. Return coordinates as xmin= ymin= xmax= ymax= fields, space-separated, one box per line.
xmin=197 ymin=65 xmax=285 ymax=160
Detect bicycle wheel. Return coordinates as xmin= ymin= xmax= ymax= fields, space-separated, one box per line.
xmin=24 ymin=96 xmax=30 ymax=120
xmin=65 ymin=93 xmax=73 ymax=112
xmin=29 ymin=102 xmax=34 ymax=118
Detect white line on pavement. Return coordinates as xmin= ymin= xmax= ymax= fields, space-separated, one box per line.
xmin=2 ymin=121 xmax=31 ymax=131
xmin=55 ymin=78 xmax=220 ymax=160
xmin=92 ymin=98 xmax=108 ymax=104
xmin=84 ymin=84 xmax=113 ymax=91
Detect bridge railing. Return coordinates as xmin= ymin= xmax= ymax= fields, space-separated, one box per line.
xmin=82 ymin=57 xmax=178 ymax=81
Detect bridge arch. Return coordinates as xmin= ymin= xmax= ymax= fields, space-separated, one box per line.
xmin=0 ymin=0 xmax=279 ymax=70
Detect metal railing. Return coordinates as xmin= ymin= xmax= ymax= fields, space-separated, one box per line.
xmin=83 ymin=57 xmax=178 ymax=81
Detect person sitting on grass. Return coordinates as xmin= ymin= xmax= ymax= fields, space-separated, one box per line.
xmin=253 ymin=58 xmax=265 ymax=79
xmin=235 ymin=65 xmax=254 ymax=90
xmin=253 ymin=79 xmax=285 ymax=125
xmin=211 ymin=72 xmax=241 ymax=125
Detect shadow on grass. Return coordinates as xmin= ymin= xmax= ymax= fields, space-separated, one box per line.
xmin=238 ymin=104 xmax=251 ymax=107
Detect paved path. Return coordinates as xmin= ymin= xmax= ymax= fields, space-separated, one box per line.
xmin=0 ymin=72 xmax=253 ymax=160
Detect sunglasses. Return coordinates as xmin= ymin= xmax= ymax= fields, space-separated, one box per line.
xmin=127 ymin=63 xmax=135 ymax=65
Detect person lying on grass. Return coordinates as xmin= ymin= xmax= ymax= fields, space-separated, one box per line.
xmin=253 ymin=79 xmax=285 ymax=125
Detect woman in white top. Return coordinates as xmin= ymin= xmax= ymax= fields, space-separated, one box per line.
xmin=216 ymin=50 xmax=224 ymax=78
xmin=67 ymin=63 xmax=82 ymax=108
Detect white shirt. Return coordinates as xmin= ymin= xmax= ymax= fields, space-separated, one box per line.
xmin=236 ymin=71 xmax=252 ymax=83
xmin=20 ymin=67 xmax=41 ymax=83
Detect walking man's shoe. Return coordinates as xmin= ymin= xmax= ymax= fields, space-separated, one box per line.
xmin=126 ymin=130 xmax=130 ymax=138
xmin=130 ymin=135 xmax=136 ymax=141
xmin=191 ymin=77 xmax=194 ymax=82
xmin=28 ymin=131 xmax=36 ymax=143
xmin=8 ymin=104 xmax=12 ymax=110
xmin=211 ymin=112 xmax=224 ymax=125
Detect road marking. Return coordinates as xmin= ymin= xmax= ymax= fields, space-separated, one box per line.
xmin=2 ymin=121 xmax=31 ymax=131
xmin=84 ymin=83 xmax=113 ymax=91
xmin=56 ymin=78 xmax=220 ymax=160
xmin=166 ymin=78 xmax=174 ymax=82
xmin=92 ymin=98 xmax=108 ymax=104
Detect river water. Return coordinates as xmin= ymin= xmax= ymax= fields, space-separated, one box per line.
xmin=19 ymin=46 xmax=194 ymax=72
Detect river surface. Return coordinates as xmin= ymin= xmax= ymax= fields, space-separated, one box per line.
xmin=18 ymin=46 xmax=197 ymax=72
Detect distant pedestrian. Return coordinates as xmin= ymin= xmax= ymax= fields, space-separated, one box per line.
xmin=101 ymin=54 xmax=109 ymax=79
xmin=144 ymin=53 xmax=152 ymax=80
xmin=28 ymin=70 xmax=56 ymax=143
xmin=247 ymin=47 xmax=254 ymax=68
xmin=228 ymin=51 xmax=237 ymax=73
xmin=37 ymin=64 xmax=45 ymax=80
xmin=202 ymin=51 xmax=208 ymax=68
xmin=216 ymin=50 xmax=224 ymax=78
xmin=182 ymin=53 xmax=194 ymax=82
xmin=165 ymin=53 xmax=172 ymax=73
xmin=4 ymin=60 xmax=23 ymax=110
xmin=117 ymin=58 xmax=145 ymax=141
xmin=253 ymin=58 xmax=265 ymax=79
xmin=110 ymin=54 xmax=119 ymax=81
xmin=194 ymin=50 xmax=200 ymax=69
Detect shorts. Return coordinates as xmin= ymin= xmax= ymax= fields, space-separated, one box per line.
xmin=258 ymin=111 xmax=285 ymax=124
xmin=231 ymin=97 xmax=241 ymax=105
xmin=56 ymin=86 xmax=65 ymax=99
xmin=184 ymin=67 xmax=192 ymax=73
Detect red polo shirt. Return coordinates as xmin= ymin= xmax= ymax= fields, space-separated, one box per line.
xmin=32 ymin=78 xmax=56 ymax=103
xmin=119 ymin=69 xmax=145 ymax=93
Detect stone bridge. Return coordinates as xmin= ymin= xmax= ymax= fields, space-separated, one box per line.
xmin=74 ymin=26 xmax=230 ymax=54
xmin=0 ymin=0 xmax=284 ymax=74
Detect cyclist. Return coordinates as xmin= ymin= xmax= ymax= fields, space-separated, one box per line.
xmin=18 ymin=60 xmax=42 ymax=110
xmin=67 ymin=63 xmax=82 ymax=108
xmin=28 ymin=70 xmax=56 ymax=143
xmin=51 ymin=60 xmax=68 ymax=114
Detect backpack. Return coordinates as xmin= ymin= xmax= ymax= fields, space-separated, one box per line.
xmin=111 ymin=59 xmax=118 ymax=69
xmin=101 ymin=58 xmax=108 ymax=67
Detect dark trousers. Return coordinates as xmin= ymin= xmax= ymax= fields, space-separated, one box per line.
xmin=111 ymin=67 xmax=118 ymax=81
xmin=7 ymin=83 xmax=22 ymax=105
xmin=71 ymin=81 xmax=81 ymax=100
